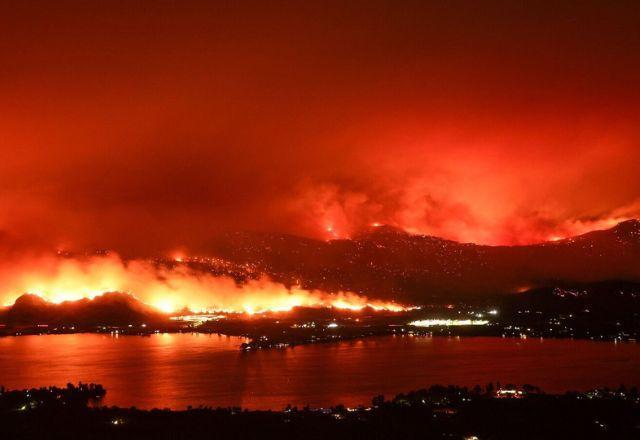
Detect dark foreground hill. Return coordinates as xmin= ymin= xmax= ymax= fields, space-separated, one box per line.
xmin=0 ymin=292 xmax=164 ymax=326
xmin=1 ymin=383 xmax=639 ymax=440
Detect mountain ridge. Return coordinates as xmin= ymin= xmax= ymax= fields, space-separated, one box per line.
xmin=196 ymin=220 xmax=640 ymax=301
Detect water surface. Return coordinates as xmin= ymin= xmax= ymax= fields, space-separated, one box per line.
xmin=1 ymin=333 xmax=638 ymax=409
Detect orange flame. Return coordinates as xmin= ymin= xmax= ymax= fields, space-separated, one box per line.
xmin=0 ymin=254 xmax=413 ymax=314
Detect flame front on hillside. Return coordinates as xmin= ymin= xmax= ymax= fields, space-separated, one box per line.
xmin=0 ymin=254 xmax=413 ymax=315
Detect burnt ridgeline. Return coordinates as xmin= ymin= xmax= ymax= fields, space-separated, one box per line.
xmin=1 ymin=383 xmax=640 ymax=439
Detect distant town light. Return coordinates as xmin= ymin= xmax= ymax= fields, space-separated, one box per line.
xmin=408 ymin=319 xmax=489 ymax=327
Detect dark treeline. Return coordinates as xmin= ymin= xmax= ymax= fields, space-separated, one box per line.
xmin=1 ymin=383 xmax=640 ymax=439
xmin=0 ymin=383 xmax=106 ymax=411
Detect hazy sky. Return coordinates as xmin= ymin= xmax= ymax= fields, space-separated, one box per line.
xmin=1 ymin=1 xmax=639 ymax=254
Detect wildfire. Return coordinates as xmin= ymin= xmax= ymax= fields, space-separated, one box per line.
xmin=0 ymin=254 xmax=414 ymax=315
xmin=324 ymin=224 xmax=340 ymax=240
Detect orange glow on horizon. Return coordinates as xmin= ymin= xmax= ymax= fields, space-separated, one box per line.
xmin=153 ymin=298 xmax=178 ymax=314
xmin=1 ymin=254 xmax=414 ymax=315
xmin=18 ymin=289 xmax=413 ymax=316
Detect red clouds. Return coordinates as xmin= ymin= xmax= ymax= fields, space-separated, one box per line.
xmin=0 ymin=1 xmax=639 ymax=254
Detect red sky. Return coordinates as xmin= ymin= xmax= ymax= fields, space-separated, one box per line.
xmin=1 ymin=1 xmax=639 ymax=255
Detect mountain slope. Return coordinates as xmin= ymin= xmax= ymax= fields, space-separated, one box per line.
xmin=197 ymin=220 xmax=640 ymax=302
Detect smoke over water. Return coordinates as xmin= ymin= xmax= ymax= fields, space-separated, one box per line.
xmin=0 ymin=253 xmax=410 ymax=314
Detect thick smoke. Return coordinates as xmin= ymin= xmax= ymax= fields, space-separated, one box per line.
xmin=1 ymin=1 xmax=639 ymax=251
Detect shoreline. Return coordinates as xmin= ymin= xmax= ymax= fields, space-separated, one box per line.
xmin=1 ymin=325 xmax=638 ymax=348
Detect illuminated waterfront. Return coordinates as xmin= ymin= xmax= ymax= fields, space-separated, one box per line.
xmin=1 ymin=334 xmax=639 ymax=410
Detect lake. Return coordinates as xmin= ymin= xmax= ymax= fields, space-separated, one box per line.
xmin=1 ymin=333 xmax=639 ymax=409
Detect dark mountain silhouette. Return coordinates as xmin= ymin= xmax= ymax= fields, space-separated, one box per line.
xmin=0 ymin=292 xmax=164 ymax=326
xmin=501 ymin=280 xmax=640 ymax=313
xmin=2 ymin=221 xmax=639 ymax=327
xmin=495 ymin=280 xmax=640 ymax=339
xmin=198 ymin=220 xmax=640 ymax=302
